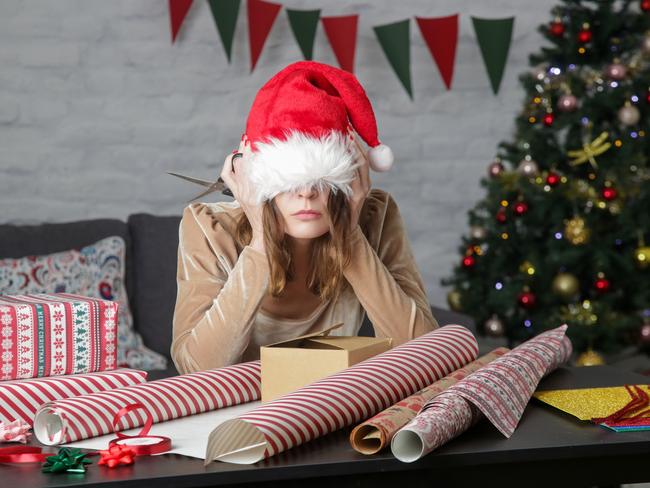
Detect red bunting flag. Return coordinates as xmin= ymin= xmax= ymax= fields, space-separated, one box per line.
xmin=415 ymin=14 xmax=459 ymax=90
xmin=321 ymin=14 xmax=359 ymax=73
xmin=247 ymin=0 xmax=282 ymax=72
xmin=169 ymin=0 xmax=194 ymax=44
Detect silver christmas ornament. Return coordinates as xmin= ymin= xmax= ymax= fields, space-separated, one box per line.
xmin=517 ymin=159 xmax=539 ymax=176
xmin=618 ymin=103 xmax=640 ymax=126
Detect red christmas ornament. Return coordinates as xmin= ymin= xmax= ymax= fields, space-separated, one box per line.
xmin=594 ymin=277 xmax=611 ymax=293
xmin=518 ymin=290 xmax=537 ymax=308
xmin=513 ymin=201 xmax=529 ymax=216
xmin=549 ymin=20 xmax=565 ymax=37
xmin=602 ymin=187 xmax=617 ymax=201
xmin=546 ymin=172 xmax=561 ymax=186
xmin=642 ymin=0 xmax=650 ymax=12
xmin=646 ymin=90 xmax=650 ymax=103
xmin=496 ymin=208 xmax=508 ymax=224
xmin=578 ymin=27 xmax=593 ymax=43
xmin=542 ymin=112 xmax=555 ymax=126
xmin=462 ymin=255 xmax=476 ymax=268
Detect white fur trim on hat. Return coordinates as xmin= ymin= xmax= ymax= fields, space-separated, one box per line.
xmin=245 ymin=129 xmax=360 ymax=205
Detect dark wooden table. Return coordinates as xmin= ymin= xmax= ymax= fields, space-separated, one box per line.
xmin=4 ymin=365 xmax=650 ymax=488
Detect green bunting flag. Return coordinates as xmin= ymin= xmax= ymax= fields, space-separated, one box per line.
xmin=207 ymin=0 xmax=241 ymax=63
xmin=471 ymin=16 xmax=515 ymax=95
xmin=373 ymin=19 xmax=412 ymax=100
xmin=287 ymin=8 xmax=321 ymax=60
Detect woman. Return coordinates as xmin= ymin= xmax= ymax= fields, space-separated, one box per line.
xmin=171 ymin=61 xmax=439 ymax=375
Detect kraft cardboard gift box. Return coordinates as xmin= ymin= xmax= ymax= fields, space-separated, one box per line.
xmin=260 ymin=322 xmax=393 ymax=403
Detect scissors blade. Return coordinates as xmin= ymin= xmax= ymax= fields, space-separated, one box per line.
xmin=166 ymin=171 xmax=225 ymax=189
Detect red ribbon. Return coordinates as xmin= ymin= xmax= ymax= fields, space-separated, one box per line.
xmin=107 ymin=403 xmax=171 ymax=457
xmin=591 ymin=385 xmax=650 ymax=426
xmin=0 ymin=446 xmax=51 ymax=464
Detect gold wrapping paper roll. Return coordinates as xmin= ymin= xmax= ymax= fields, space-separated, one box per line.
xmin=349 ymin=347 xmax=510 ymax=455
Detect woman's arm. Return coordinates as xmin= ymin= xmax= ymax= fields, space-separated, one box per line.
xmin=343 ymin=193 xmax=439 ymax=346
xmin=171 ymin=204 xmax=270 ymax=374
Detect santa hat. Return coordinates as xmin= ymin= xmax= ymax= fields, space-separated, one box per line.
xmin=244 ymin=60 xmax=393 ymax=205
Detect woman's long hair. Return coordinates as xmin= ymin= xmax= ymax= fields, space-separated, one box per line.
xmin=234 ymin=188 xmax=355 ymax=303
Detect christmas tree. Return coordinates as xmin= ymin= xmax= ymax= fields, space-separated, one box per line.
xmin=442 ymin=0 xmax=650 ymax=363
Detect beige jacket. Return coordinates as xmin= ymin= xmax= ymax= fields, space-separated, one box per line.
xmin=171 ymin=188 xmax=439 ymax=375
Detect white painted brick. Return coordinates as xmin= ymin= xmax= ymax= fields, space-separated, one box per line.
xmin=20 ymin=42 xmax=81 ymax=67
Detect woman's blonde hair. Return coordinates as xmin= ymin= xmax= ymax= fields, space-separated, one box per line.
xmin=234 ymin=189 xmax=355 ymax=302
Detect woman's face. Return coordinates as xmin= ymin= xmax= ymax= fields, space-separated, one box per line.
xmin=273 ymin=184 xmax=331 ymax=239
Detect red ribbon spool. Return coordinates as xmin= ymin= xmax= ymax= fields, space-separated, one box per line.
xmin=0 ymin=445 xmax=51 ymax=464
xmin=107 ymin=402 xmax=172 ymax=456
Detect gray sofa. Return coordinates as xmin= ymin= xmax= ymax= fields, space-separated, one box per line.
xmin=0 ymin=213 xmax=477 ymax=380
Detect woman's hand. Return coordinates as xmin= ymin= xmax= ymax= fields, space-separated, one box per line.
xmin=347 ymin=127 xmax=372 ymax=233
xmin=220 ymin=136 xmax=267 ymax=253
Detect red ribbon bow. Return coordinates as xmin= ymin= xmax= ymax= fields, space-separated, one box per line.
xmin=97 ymin=444 xmax=136 ymax=468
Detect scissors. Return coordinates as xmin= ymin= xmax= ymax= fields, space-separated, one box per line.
xmin=167 ymin=153 xmax=241 ymax=203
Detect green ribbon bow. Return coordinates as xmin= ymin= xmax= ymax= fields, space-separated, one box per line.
xmin=42 ymin=447 xmax=92 ymax=474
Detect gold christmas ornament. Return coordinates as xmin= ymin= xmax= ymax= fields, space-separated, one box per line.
xmin=634 ymin=246 xmax=650 ymax=269
xmin=447 ymin=290 xmax=463 ymax=312
xmin=484 ymin=315 xmax=505 ymax=337
xmin=564 ymin=216 xmax=591 ymax=245
xmin=568 ymin=131 xmax=611 ymax=170
xmin=560 ymin=300 xmax=598 ymax=327
xmin=519 ymin=261 xmax=536 ymax=275
xmin=567 ymin=179 xmax=597 ymax=201
xmin=575 ymin=349 xmax=605 ymax=367
xmin=552 ymin=272 xmax=580 ymax=300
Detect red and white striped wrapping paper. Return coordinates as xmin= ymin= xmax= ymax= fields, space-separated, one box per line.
xmin=205 ymin=325 xmax=479 ymax=465
xmin=391 ymin=325 xmax=573 ymax=462
xmin=0 ymin=293 xmax=119 ymax=380
xmin=33 ymin=360 xmax=261 ymax=445
xmin=0 ymin=368 xmax=147 ymax=426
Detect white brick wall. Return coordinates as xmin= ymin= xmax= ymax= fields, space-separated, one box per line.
xmin=0 ymin=0 xmax=557 ymax=310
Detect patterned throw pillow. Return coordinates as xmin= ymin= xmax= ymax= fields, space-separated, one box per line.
xmin=0 ymin=236 xmax=168 ymax=371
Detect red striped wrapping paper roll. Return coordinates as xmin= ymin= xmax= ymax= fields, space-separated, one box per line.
xmin=205 ymin=325 xmax=479 ymax=465
xmin=33 ymin=360 xmax=261 ymax=445
xmin=0 ymin=368 xmax=147 ymax=426
xmin=390 ymin=325 xmax=573 ymax=462
xmin=0 ymin=293 xmax=119 ymax=380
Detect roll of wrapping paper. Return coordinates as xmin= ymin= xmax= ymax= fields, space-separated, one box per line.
xmin=0 ymin=368 xmax=148 ymax=425
xmin=205 ymin=325 xmax=479 ymax=465
xmin=349 ymin=346 xmax=510 ymax=454
xmin=391 ymin=324 xmax=573 ymax=463
xmin=33 ymin=360 xmax=260 ymax=445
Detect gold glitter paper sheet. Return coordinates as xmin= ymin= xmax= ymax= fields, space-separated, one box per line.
xmin=533 ymin=385 xmax=649 ymax=420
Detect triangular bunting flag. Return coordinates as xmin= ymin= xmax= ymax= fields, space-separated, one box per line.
xmin=207 ymin=0 xmax=241 ymax=63
xmin=321 ymin=15 xmax=358 ymax=73
xmin=247 ymin=0 xmax=282 ymax=72
xmin=287 ymin=8 xmax=321 ymax=60
xmin=169 ymin=0 xmax=194 ymax=43
xmin=373 ymin=19 xmax=413 ymax=100
xmin=471 ymin=16 xmax=515 ymax=95
xmin=415 ymin=14 xmax=459 ymax=90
